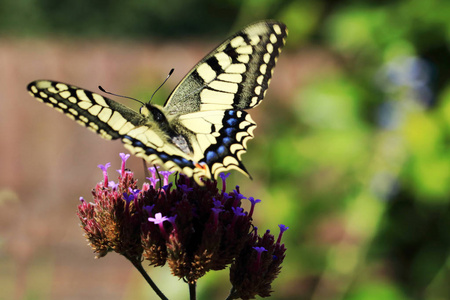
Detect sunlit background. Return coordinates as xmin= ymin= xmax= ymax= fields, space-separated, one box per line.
xmin=1 ymin=1 xmax=449 ymax=299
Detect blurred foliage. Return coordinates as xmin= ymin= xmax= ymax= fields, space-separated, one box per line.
xmin=3 ymin=0 xmax=450 ymax=299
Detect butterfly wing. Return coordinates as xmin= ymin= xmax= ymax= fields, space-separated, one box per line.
xmin=27 ymin=80 xmax=206 ymax=178
xmin=176 ymin=109 xmax=256 ymax=178
xmin=163 ymin=20 xmax=287 ymax=114
xmin=163 ymin=20 xmax=287 ymax=179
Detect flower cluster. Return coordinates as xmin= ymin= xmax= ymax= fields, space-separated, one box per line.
xmin=77 ymin=154 xmax=288 ymax=299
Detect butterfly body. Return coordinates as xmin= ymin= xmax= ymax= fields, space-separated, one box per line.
xmin=27 ymin=21 xmax=287 ymax=184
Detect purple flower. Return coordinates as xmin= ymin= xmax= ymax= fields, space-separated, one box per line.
xmin=219 ymin=173 xmax=230 ymax=192
xmin=146 ymin=177 xmax=160 ymax=188
xmin=119 ymin=153 xmax=130 ymax=176
xmin=232 ymin=207 xmax=246 ymax=217
xmin=253 ymin=246 xmax=268 ymax=268
xmin=148 ymin=166 xmax=160 ymax=180
xmin=108 ymin=181 xmax=119 ymax=190
xmin=232 ymin=188 xmax=246 ymax=207
xmin=129 ymin=187 xmax=141 ymax=199
xmin=143 ymin=205 xmax=155 ymax=215
xmin=167 ymin=215 xmax=177 ymax=226
xmin=98 ymin=162 xmax=111 ymax=186
xmin=213 ymin=197 xmax=223 ymax=208
xmin=253 ymin=246 xmax=267 ymax=253
xmin=277 ymin=224 xmax=289 ymax=244
xmin=78 ymin=154 xmax=287 ymax=297
xmin=221 ymin=192 xmax=232 ymax=204
xmin=160 ymin=170 xmax=175 ymax=186
xmin=123 ymin=192 xmax=135 ymax=204
xmin=148 ymin=212 xmax=168 ymax=225
xmin=178 ymin=184 xmax=193 ymax=194
xmin=167 ymin=215 xmax=178 ymax=234
xmin=247 ymin=197 xmax=261 ymax=218
xmin=149 ymin=212 xmax=169 ymax=238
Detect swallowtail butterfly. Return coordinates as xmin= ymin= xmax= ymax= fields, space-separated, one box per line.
xmin=27 ymin=20 xmax=287 ymax=184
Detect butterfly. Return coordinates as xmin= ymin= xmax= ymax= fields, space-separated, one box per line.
xmin=27 ymin=20 xmax=287 ymax=184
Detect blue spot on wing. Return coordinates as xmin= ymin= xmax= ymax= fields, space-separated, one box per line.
xmin=217 ymin=145 xmax=227 ymax=155
xmin=226 ymin=118 xmax=238 ymax=126
xmin=206 ymin=151 xmax=218 ymax=163
xmin=224 ymin=127 xmax=236 ymax=136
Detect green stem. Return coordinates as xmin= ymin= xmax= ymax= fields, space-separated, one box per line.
xmin=127 ymin=256 xmax=168 ymax=300
xmin=225 ymin=287 xmax=238 ymax=300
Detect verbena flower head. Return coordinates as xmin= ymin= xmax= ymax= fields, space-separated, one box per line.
xmin=77 ymin=153 xmax=287 ymax=298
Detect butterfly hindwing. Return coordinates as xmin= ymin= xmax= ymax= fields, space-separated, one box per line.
xmin=177 ymin=109 xmax=256 ymax=177
xmin=27 ymin=20 xmax=287 ymax=184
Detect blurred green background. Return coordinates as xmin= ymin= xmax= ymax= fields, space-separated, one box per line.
xmin=0 ymin=0 xmax=449 ymax=299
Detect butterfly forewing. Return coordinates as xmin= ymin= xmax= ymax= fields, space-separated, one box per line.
xmin=27 ymin=80 xmax=145 ymax=140
xmin=27 ymin=20 xmax=287 ymax=184
xmin=27 ymin=80 xmax=201 ymax=177
xmin=163 ymin=21 xmax=287 ymax=114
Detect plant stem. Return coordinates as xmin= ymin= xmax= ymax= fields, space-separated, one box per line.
xmin=189 ymin=281 xmax=196 ymax=300
xmin=127 ymin=256 xmax=168 ymax=300
xmin=225 ymin=287 xmax=237 ymax=300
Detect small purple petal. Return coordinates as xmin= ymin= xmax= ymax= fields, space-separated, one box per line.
xmin=253 ymin=246 xmax=268 ymax=254
xmin=277 ymin=224 xmax=289 ymax=244
xmin=146 ymin=177 xmax=160 ymax=188
xmin=232 ymin=207 xmax=246 ymax=217
xmin=212 ymin=207 xmax=223 ymax=214
xmin=219 ymin=173 xmax=230 ymax=181
xmin=253 ymin=246 xmax=268 ymax=267
xmin=120 ymin=153 xmax=130 ymax=161
xmin=178 ymin=184 xmax=193 ymax=193
xmin=167 ymin=215 xmax=177 ymax=225
xmin=148 ymin=212 xmax=169 ymax=225
xmin=148 ymin=212 xmax=169 ymax=238
xmin=248 ymin=197 xmax=261 ymax=205
xmin=279 ymin=224 xmax=289 ymax=233
xmin=221 ymin=192 xmax=232 ymax=204
xmin=232 ymin=189 xmax=247 ymax=201
xmin=119 ymin=153 xmax=131 ymax=176
xmin=162 ymin=182 xmax=173 ymax=192
xmin=148 ymin=166 xmax=160 ymax=180
xmin=122 ymin=192 xmax=135 ymax=203
xmin=248 ymin=197 xmax=261 ymax=218
xmin=97 ymin=162 xmax=111 ymax=172
xmin=108 ymin=181 xmax=117 ymax=189
xmin=219 ymin=173 xmax=230 ymax=192
xmin=213 ymin=198 xmax=223 ymax=208
xmin=98 ymin=162 xmax=111 ymax=186
xmin=160 ymin=170 xmax=175 ymax=186
xmin=143 ymin=205 xmax=155 ymax=215
xmin=129 ymin=187 xmax=140 ymax=197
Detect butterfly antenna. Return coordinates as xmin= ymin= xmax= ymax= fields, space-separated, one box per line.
xmin=154 ymin=164 xmax=163 ymax=190
xmin=149 ymin=68 xmax=174 ymax=103
xmin=98 ymin=86 xmax=146 ymax=106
